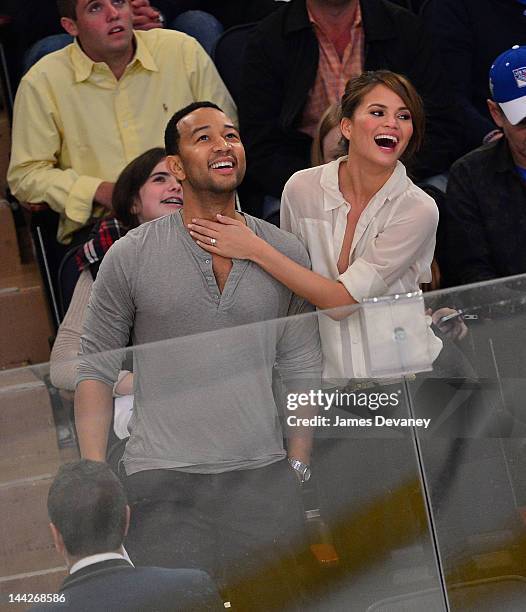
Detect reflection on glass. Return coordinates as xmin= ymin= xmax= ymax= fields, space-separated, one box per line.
xmin=3 ymin=274 xmax=526 ymax=609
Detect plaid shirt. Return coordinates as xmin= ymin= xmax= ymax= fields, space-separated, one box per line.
xmin=75 ymin=217 xmax=126 ymax=277
xmin=299 ymin=2 xmax=365 ymax=138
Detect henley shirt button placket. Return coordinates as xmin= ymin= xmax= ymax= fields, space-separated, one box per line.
xmin=202 ymin=259 xmax=218 ymax=301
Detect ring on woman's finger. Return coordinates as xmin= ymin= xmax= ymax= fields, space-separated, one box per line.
xmin=210 ymin=238 xmax=216 ymax=246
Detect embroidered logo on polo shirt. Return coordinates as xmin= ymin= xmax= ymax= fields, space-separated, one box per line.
xmin=513 ymin=66 xmax=526 ymax=88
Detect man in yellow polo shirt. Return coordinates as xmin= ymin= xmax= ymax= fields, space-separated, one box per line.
xmin=7 ymin=0 xmax=236 ymax=245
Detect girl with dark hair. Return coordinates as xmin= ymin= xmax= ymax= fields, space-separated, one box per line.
xmin=50 ymin=148 xmax=182 ymax=393
xmin=111 ymin=147 xmax=182 ymax=230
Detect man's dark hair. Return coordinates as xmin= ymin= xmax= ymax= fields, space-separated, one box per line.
xmin=164 ymin=101 xmax=222 ymax=155
xmin=113 ymin=147 xmax=167 ymax=229
xmin=56 ymin=0 xmax=78 ymax=20
xmin=48 ymin=460 xmax=128 ymax=557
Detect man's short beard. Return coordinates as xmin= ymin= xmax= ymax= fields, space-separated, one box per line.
xmin=188 ymin=172 xmax=244 ymax=196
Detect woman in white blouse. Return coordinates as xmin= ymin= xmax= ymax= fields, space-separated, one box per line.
xmin=188 ymin=70 xmax=442 ymax=378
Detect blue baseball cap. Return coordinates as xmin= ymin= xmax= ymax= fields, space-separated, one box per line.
xmin=490 ymin=45 xmax=526 ymax=125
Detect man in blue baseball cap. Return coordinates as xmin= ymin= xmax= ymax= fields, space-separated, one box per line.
xmin=441 ymin=45 xmax=526 ymax=288
xmin=489 ymin=44 xmax=526 ymax=131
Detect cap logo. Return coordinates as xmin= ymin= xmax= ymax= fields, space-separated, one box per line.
xmin=513 ymin=66 xmax=526 ymax=88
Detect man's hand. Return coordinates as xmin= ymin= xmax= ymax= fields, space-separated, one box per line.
xmin=94 ymin=181 xmax=115 ymax=210
xmin=130 ymin=0 xmax=163 ymax=30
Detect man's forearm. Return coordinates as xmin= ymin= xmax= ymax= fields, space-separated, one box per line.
xmin=286 ymin=387 xmax=318 ymax=465
xmin=287 ymin=430 xmax=314 ymax=465
xmin=93 ymin=181 xmax=115 ymax=210
xmin=75 ymin=380 xmax=114 ymax=461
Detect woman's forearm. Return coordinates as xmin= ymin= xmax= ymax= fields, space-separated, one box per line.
xmin=188 ymin=215 xmax=357 ymax=310
xmin=252 ymin=237 xmax=357 ymax=310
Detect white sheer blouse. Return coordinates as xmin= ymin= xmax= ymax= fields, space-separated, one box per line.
xmin=280 ymin=157 xmax=442 ymax=379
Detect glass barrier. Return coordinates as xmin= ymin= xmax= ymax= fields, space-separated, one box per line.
xmin=409 ymin=275 xmax=526 ymax=612
xmin=2 ymin=273 xmax=526 ymax=610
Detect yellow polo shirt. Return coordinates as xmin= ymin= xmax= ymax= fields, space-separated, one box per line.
xmin=8 ymin=29 xmax=237 ymax=244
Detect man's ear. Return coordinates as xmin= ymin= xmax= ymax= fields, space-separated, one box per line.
xmin=167 ymin=155 xmax=186 ymax=182
xmin=487 ymin=99 xmax=505 ymax=128
xmin=60 ymin=17 xmax=79 ymax=38
xmin=49 ymin=522 xmax=66 ymax=557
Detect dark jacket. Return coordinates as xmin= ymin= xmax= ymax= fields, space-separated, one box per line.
xmin=442 ymin=138 xmax=526 ymax=287
xmin=30 ymin=559 xmax=223 ymax=612
xmin=426 ymin=0 xmax=526 ymax=149
xmin=239 ymin=0 xmax=461 ymax=203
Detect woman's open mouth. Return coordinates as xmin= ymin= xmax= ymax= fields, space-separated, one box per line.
xmin=374 ymin=134 xmax=399 ymax=151
xmin=161 ymin=197 xmax=183 ymax=207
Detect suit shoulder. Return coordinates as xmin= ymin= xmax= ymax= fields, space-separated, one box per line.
xmin=377 ymin=0 xmax=421 ymax=27
xmin=135 ymin=567 xmax=222 ymax=608
xmin=138 ymin=566 xmax=213 ymax=583
xmin=252 ymin=1 xmax=288 ymax=37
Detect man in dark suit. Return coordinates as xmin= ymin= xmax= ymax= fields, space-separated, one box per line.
xmin=31 ymin=459 xmax=223 ymax=611
xmin=238 ymin=0 xmax=462 ymax=218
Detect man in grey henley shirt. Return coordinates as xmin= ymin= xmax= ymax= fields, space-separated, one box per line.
xmin=75 ymin=102 xmax=322 ymax=610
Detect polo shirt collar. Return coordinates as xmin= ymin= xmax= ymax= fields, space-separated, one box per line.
xmin=320 ymin=157 xmax=407 ymax=211
xmin=133 ymin=31 xmax=158 ymax=72
xmin=70 ymin=31 xmax=158 ymax=83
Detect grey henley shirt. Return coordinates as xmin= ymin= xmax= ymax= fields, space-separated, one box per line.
xmin=78 ymin=211 xmax=322 ymax=475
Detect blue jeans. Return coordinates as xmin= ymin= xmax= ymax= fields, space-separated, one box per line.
xmin=23 ymin=34 xmax=73 ymax=73
xmin=170 ymin=10 xmax=223 ymax=57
